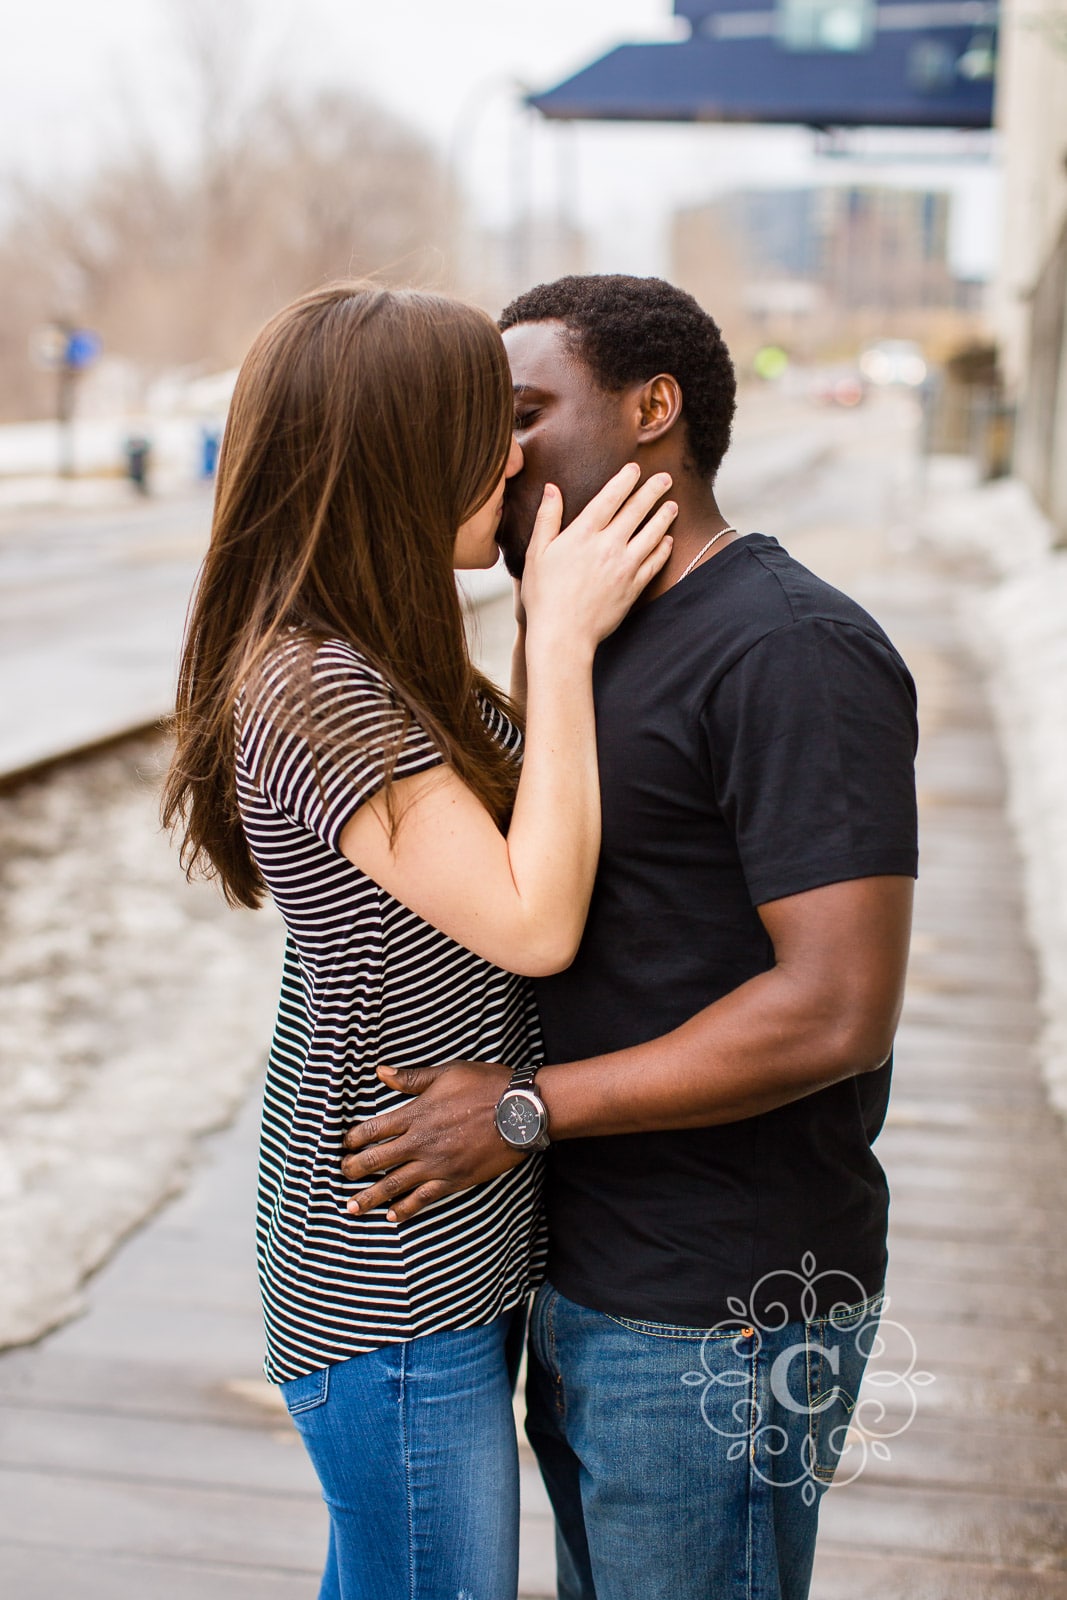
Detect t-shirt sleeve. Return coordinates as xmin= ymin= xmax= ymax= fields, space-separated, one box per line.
xmin=703 ymin=617 xmax=918 ymax=907
xmin=240 ymin=640 xmax=444 ymax=852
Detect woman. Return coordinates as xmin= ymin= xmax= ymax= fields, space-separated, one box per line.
xmin=162 ymin=280 xmax=676 ymax=1600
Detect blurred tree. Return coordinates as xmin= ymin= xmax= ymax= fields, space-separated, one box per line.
xmin=0 ymin=4 xmax=456 ymax=420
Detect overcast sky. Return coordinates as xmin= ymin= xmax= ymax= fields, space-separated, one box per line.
xmin=1 ymin=0 xmax=998 ymax=277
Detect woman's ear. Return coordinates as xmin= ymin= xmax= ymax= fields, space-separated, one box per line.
xmin=636 ymin=374 xmax=683 ymax=444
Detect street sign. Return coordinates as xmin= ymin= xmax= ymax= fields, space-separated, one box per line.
xmin=30 ymin=326 xmax=103 ymax=371
xmin=31 ymin=325 xmax=104 ymax=477
xmin=64 ymin=330 xmax=102 ymax=370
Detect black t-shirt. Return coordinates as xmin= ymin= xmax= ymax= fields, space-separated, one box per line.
xmin=534 ymin=534 xmax=919 ymax=1327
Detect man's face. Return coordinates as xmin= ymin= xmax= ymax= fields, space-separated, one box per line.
xmin=498 ymin=321 xmax=638 ymax=578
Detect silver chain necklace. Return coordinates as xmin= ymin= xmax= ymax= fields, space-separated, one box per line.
xmin=677 ymin=526 xmax=737 ymax=583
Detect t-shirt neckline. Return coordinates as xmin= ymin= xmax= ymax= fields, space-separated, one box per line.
xmin=635 ymin=530 xmax=769 ymax=618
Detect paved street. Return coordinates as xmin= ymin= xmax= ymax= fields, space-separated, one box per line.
xmin=0 ymin=489 xmax=214 ymax=778
xmin=0 ymin=394 xmax=1064 ymax=1595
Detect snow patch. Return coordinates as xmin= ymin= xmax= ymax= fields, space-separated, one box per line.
xmin=917 ymin=461 xmax=1067 ymax=1117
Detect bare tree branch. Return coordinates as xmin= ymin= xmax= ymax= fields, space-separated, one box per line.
xmin=0 ymin=18 xmax=458 ymax=419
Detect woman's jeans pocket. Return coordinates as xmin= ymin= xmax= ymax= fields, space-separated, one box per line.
xmin=280 ymin=1364 xmax=330 ymax=1416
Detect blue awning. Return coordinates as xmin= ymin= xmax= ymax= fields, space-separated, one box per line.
xmin=528 ymin=22 xmax=996 ymax=130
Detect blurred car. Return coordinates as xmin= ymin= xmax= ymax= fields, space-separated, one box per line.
xmin=808 ymin=364 xmax=867 ymax=408
xmin=859 ymin=339 xmax=928 ymax=388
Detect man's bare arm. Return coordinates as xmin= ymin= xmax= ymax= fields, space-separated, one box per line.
xmin=540 ymin=873 xmax=912 ymax=1136
xmin=340 ymin=875 xmax=913 ymax=1220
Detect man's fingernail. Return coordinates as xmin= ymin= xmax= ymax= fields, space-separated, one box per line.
xmin=386 ymin=1210 xmax=398 ymax=1222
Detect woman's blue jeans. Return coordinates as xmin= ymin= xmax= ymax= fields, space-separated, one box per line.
xmin=280 ymin=1312 xmax=522 ymax=1600
xmin=526 ymin=1281 xmax=882 ymax=1600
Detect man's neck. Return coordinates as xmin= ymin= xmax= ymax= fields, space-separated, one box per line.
xmin=642 ymin=489 xmax=738 ymax=603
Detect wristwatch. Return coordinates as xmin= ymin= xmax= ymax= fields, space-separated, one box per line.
xmin=494 ymin=1063 xmax=551 ymax=1152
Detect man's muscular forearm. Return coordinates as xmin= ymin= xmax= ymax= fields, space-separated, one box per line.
xmin=539 ymin=874 xmax=911 ymax=1137
xmin=340 ymin=874 xmax=913 ymax=1220
xmin=539 ymin=980 xmax=860 ymax=1141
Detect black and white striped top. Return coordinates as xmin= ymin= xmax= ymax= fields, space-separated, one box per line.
xmin=235 ymin=635 xmax=546 ymax=1383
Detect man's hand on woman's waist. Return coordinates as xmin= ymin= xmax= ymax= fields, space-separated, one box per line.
xmin=341 ymin=1060 xmax=520 ymax=1223
xmin=340 ymin=875 xmax=914 ymax=1223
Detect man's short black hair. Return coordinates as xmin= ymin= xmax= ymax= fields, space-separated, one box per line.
xmin=499 ymin=274 xmax=736 ymax=482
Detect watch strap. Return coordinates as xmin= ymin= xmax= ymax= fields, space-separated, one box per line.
xmin=506 ymin=1062 xmax=540 ymax=1093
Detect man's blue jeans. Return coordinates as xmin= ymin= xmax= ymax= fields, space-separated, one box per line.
xmin=280 ymin=1311 xmax=522 ymax=1600
xmin=526 ymin=1281 xmax=882 ymax=1600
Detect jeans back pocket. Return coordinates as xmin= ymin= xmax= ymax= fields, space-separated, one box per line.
xmin=280 ymin=1364 xmax=330 ymax=1416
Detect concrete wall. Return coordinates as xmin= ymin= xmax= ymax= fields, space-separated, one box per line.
xmin=994 ymin=0 xmax=1067 ymax=540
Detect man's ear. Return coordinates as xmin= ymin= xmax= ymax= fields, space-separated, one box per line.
xmin=636 ymin=374 xmax=682 ymax=445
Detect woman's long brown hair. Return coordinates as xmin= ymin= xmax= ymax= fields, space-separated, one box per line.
xmin=161 ymin=281 xmax=519 ymax=909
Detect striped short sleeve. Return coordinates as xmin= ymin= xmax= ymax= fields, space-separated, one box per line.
xmin=239 ymin=637 xmax=443 ymax=852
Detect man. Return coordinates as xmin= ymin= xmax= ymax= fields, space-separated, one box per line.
xmin=341 ymin=275 xmax=917 ymax=1599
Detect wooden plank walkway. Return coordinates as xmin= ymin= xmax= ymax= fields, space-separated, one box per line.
xmin=807 ymin=538 xmax=1067 ymax=1598
xmin=1 ymin=413 xmax=1065 ymax=1595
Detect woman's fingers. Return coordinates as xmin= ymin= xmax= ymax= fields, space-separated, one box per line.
xmin=521 ymin=467 xmax=678 ymax=646
xmin=524 ymin=482 xmax=563 ymax=561
xmin=599 ymin=471 xmax=676 ymax=544
xmin=565 ymin=467 xmax=672 ymax=547
xmin=625 ymin=499 xmax=679 ymax=559
xmin=564 ymin=460 xmax=642 ymax=537
xmin=527 ymin=466 xmax=672 ymax=572
xmin=571 ymin=500 xmax=675 ymax=604
xmin=633 ymin=530 xmax=676 ymax=590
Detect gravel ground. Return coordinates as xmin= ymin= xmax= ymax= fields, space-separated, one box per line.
xmin=0 ymin=736 xmax=283 ymax=1347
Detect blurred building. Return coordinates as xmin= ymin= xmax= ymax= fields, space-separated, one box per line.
xmin=673 ymin=184 xmax=980 ymax=359
xmin=994 ymin=0 xmax=1067 ymax=540
xmin=728 ymin=186 xmax=958 ymax=308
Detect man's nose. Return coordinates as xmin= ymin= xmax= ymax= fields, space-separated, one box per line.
xmin=505 ymin=437 xmax=524 ymax=478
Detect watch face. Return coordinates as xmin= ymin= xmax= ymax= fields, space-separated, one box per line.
xmin=496 ymin=1090 xmax=546 ymax=1148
